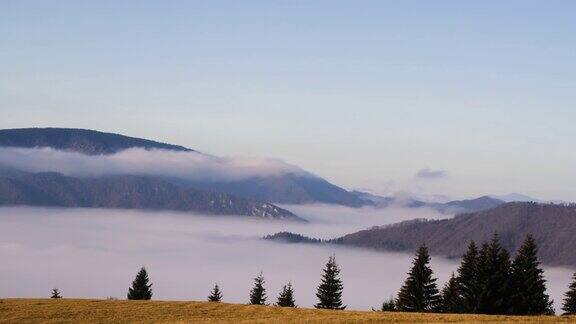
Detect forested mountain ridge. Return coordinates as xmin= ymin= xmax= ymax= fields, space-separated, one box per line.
xmin=0 ymin=128 xmax=192 ymax=155
xmin=0 ymin=172 xmax=303 ymax=221
xmin=266 ymin=202 xmax=576 ymax=266
xmin=338 ymin=202 xmax=576 ymax=266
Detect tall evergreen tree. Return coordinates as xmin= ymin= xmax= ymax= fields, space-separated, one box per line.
xmin=276 ymin=282 xmax=296 ymax=307
xmin=562 ymin=272 xmax=576 ymax=315
xmin=208 ymin=283 xmax=223 ymax=302
xmin=510 ymin=234 xmax=553 ymax=315
xmin=476 ymin=235 xmax=512 ymax=314
xmin=456 ymin=241 xmax=480 ymax=313
xmin=396 ymin=244 xmax=441 ymax=312
xmin=51 ymin=288 xmax=62 ymax=299
xmin=380 ymin=298 xmax=396 ymax=312
xmin=442 ymin=273 xmax=462 ymax=313
xmin=249 ymin=272 xmax=267 ymax=305
xmin=315 ymin=255 xmax=346 ymax=310
xmin=127 ymin=267 xmax=153 ymax=300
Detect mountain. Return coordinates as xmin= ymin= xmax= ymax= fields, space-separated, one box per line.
xmin=351 ymin=190 xmax=395 ymax=206
xmin=0 ymin=128 xmax=365 ymax=207
xmin=0 ymin=172 xmax=303 ymax=221
xmin=185 ymin=174 xmax=368 ymax=207
xmin=0 ymin=128 xmax=192 ymax=155
xmin=489 ymin=193 xmax=539 ymax=203
xmin=432 ymin=196 xmax=505 ymax=213
xmin=333 ymin=202 xmax=576 ymax=266
xmin=352 ymin=191 xmax=504 ymax=214
xmin=266 ymin=202 xmax=576 ymax=266
xmin=0 ymin=164 xmax=29 ymax=178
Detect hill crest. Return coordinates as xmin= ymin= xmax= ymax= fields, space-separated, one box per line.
xmin=0 ymin=127 xmax=192 ymax=155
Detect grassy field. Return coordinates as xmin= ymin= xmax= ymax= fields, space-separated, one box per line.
xmin=0 ymin=299 xmax=573 ymax=323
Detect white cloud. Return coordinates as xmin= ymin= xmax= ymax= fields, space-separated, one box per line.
xmin=0 ymin=147 xmax=308 ymax=181
xmin=415 ymin=168 xmax=448 ymax=180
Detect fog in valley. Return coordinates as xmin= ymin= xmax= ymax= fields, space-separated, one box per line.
xmin=0 ymin=147 xmax=307 ymax=181
xmin=0 ymin=206 xmax=572 ymax=312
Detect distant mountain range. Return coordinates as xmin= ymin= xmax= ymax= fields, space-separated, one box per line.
xmin=0 ymin=128 xmax=367 ymax=217
xmin=265 ymin=202 xmax=576 ymax=266
xmin=0 ymin=171 xmax=303 ymax=221
xmin=489 ymin=193 xmax=539 ymax=203
xmin=352 ymin=190 xmax=506 ymax=214
xmin=1 ymin=128 xmax=540 ymax=211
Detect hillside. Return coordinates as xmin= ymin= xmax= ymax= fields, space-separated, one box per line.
xmin=352 ymin=191 xmax=505 ymax=214
xmin=0 ymin=128 xmax=192 ymax=155
xmin=0 ymin=128 xmax=366 ymax=207
xmin=265 ymin=202 xmax=576 ymax=266
xmin=336 ymin=202 xmax=576 ymax=266
xmin=0 ymin=299 xmax=570 ymax=323
xmin=0 ymin=172 xmax=303 ymax=221
xmin=429 ymin=196 xmax=506 ymax=214
xmin=186 ymin=174 xmax=367 ymax=207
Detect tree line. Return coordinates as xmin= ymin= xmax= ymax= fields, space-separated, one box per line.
xmin=49 ymin=234 xmax=576 ymax=316
xmin=386 ymin=234 xmax=574 ymax=315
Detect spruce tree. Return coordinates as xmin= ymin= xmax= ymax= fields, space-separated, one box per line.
xmin=51 ymin=288 xmax=62 ymax=299
xmin=510 ymin=234 xmax=553 ymax=315
xmin=381 ymin=298 xmax=396 ymax=312
xmin=562 ymin=272 xmax=576 ymax=315
xmin=276 ymin=282 xmax=296 ymax=307
xmin=315 ymin=255 xmax=346 ymax=310
xmin=476 ymin=235 xmax=512 ymax=314
xmin=208 ymin=283 xmax=223 ymax=302
xmin=396 ymin=244 xmax=441 ymax=312
xmin=249 ymin=272 xmax=267 ymax=305
xmin=441 ymin=273 xmax=462 ymax=313
xmin=127 ymin=267 xmax=153 ymax=300
xmin=456 ymin=241 xmax=480 ymax=313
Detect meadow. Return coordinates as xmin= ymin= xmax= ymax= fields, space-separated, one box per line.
xmin=0 ymin=299 xmax=573 ymax=323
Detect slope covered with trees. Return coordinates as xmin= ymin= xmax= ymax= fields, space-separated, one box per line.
xmin=0 ymin=172 xmax=303 ymax=221
xmin=335 ymin=202 xmax=576 ymax=267
xmin=0 ymin=128 xmax=192 ymax=155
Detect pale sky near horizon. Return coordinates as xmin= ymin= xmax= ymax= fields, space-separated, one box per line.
xmin=1 ymin=1 xmax=575 ymax=201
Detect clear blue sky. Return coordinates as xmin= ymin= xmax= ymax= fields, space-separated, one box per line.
xmin=1 ymin=0 xmax=575 ymax=200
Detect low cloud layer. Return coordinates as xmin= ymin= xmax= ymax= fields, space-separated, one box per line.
xmin=0 ymin=205 xmax=572 ymax=312
xmin=0 ymin=147 xmax=307 ymax=182
xmin=415 ymin=168 xmax=448 ymax=180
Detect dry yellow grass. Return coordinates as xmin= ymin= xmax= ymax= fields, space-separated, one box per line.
xmin=0 ymin=299 xmax=573 ymax=323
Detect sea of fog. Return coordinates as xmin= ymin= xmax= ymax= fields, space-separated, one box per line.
xmin=0 ymin=205 xmax=572 ymax=312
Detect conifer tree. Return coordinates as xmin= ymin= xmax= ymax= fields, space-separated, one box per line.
xmin=476 ymin=235 xmax=512 ymax=314
xmin=380 ymin=298 xmax=396 ymax=312
xmin=562 ymin=272 xmax=576 ymax=315
xmin=315 ymin=255 xmax=346 ymax=310
xmin=127 ymin=267 xmax=153 ymax=300
xmin=276 ymin=282 xmax=296 ymax=307
xmin=456 ymin=241 xmax=480 ymax=313
xmin=208 ymin=283 xmax=223 ymax=302
xmin=396 ymin=244 xmax=441 ymax=312
xmin=441 ymin=273 xmax=462 ymax=313
xmin=51 ymin=288 xmax=62 ymax=299
xmin=249 ymin=272 xmax=267 ymax=305
xmin=510 ymin=234 xmax=553 ymax=315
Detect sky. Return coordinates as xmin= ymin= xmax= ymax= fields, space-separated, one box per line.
xmin=1 ymin=1 xmax=576 ymax=201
